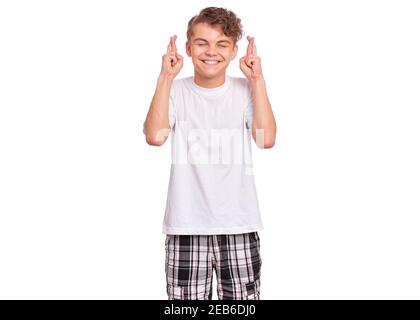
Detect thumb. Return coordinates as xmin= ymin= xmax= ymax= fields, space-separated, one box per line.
xmin=175 ymin=52 xmax=184 ymax=66
xmin=175 ymin=52 xmax=183 ymax=61
xmin=240 ymin=56 xmax=248 ymax=66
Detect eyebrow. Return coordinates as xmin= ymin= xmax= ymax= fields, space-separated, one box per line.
xmin=193 ymin=38 xmax=232 ymax=44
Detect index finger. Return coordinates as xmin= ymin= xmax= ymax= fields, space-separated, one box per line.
xmin=250 ymin=37 xmax=257 ymax=56
xmin=167 ymin=36 xmax=173 ymax=53
xmin=246 ymin=36 xmax=253 ymax=56
xmin=171 ymin=35 xmax=177 ymax=53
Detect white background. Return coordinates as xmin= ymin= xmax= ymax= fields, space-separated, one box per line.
xmin=0 ymin=0 xmax=419 ymax=299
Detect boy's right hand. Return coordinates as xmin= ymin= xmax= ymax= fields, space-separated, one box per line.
xmin=161 ymin=35 xmax=183 ymax=79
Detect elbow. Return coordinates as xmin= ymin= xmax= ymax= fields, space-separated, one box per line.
xmin=261 ymin=126 xmax=277 ymax=149
xmin=145 ymin=132 xmax=168 ymax=146
xmin=145 ymin=136 xmax=165 ymax=146
xmin=143 ymin=124 xmax=170 ymax=147
xmin=263 ymin=139 xmax=275 ymax=149
xmin=257 ymin=138 xmax=275 ymax=149
xmin=253 ymin=130 xmax=276 ymax=149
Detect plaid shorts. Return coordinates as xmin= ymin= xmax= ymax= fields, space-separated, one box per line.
xmin=165 ymin=232 xmax=262 ymax=300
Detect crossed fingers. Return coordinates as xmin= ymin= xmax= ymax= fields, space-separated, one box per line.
xmin=167 ymin=35 xmax=178 ymax=65
xmin=246 ymin=35 xmax=257 ymax=64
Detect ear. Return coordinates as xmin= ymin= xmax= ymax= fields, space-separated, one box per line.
xmin=186 ymin=41 xmax=192 ymax=57
xmin=230 ymin=44 xmax=238 ymax=61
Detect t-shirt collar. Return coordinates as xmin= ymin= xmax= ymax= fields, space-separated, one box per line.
xmin=188 ymin=75 xmax=231 ymax=97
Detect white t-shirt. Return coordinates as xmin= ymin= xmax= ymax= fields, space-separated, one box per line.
xmin=162 ymin=75 xmax=263 ymax=235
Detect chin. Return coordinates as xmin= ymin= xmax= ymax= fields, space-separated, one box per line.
xmin=200 ymin=70 xmax=219 ymax=78
xmin=201 ymin=71 xmax=224 ymax=80
xmin=195 ymin=65 xmax=226 ymax=78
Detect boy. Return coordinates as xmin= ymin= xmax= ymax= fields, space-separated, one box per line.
xmin=143 ymin=7 xmax=276 ymax=300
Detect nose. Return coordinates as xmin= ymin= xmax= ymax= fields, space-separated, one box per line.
xmin=205 ymin=44 xmax=218 ymax=56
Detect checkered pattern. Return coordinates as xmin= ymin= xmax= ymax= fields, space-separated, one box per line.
xmin=165 ymin=232 xmax=262 ymax=300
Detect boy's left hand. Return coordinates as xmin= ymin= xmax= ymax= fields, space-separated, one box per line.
xmin=240 ymin=36 xmax=264 ymax=81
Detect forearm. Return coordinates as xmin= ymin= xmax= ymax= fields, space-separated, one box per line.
xmin=249 ymin=77 xmax=277 ymax=148
xmin=143 ymin=73 xmax=173 ymax=146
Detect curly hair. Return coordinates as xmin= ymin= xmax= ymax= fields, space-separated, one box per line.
xmin=186 ymin=7 xmax=244 ymax=45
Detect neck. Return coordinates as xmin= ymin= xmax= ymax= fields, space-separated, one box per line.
xmin=193 ymin=73 xmax=226 ymax=88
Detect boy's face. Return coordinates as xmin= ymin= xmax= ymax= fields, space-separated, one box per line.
xmin=186 ymin=22 xmax=238 ymax=79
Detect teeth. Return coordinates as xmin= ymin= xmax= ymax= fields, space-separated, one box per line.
xmin=203 ymin=60 xmax=220 ymax=65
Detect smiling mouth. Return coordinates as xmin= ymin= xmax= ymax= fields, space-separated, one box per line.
xmin=201 ymin=60 xmax=222 ymax=65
